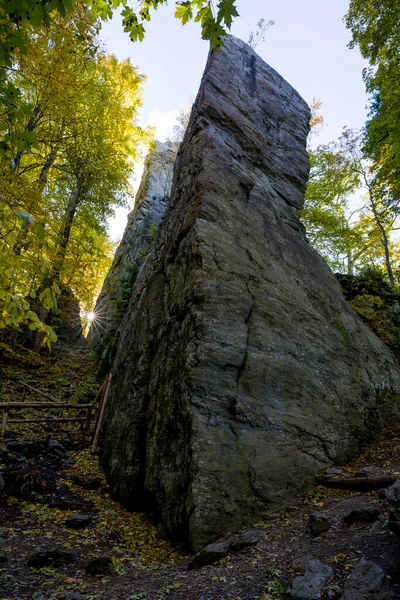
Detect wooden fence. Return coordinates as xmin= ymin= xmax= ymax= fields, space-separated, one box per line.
xmin=0 ymin=375 xmax=112 ymax=453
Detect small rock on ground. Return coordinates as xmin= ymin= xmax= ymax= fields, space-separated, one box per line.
xmin=288 ymin=555 xmax=333 ymax=599
xmin=228 ymin=529 xmax=264 ymax=551
xmin=309 ymin=512 xmax=331 ymax=537
xmin=85 ymin=556 xmax=113 ymax=575
xmin=343 ymin=507 xmax=381 ymax=523
xmin=65 ymin=514 xmax=92 ymax=529
xmin=28 ymin=549 xmax=74 ymax=568
xmin=189 ymin=541 xmax=229 ymax=569
xmin=71 ymin=475 xmax=102 ymax=490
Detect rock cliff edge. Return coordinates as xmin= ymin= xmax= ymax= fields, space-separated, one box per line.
xmin=100 ymin=36 xmax=400 ymax=550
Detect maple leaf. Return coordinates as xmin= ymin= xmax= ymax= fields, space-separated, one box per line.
xmin=217 ymin=0 xmax=239 ymax=29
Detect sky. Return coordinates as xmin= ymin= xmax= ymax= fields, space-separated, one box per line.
xmin=100 ymin=0 xmax=369 ymax=240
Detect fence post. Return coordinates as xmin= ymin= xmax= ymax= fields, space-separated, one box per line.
xmin=1 ymin=408 xmax=9 ymax=440
xmin=91 ymin=374 xmax=112 ymax=454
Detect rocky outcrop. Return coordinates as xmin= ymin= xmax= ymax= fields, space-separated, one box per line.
xmin=88 ymin=141 xmax=175 ymax=365
xmin=100 ymin=35 xmax=400 ymax=550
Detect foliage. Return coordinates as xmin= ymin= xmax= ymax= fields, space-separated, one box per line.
xmin=303 ymin=128 xmax=400 ymax=283
xmin=302 ymin=137 xmax=364 ymax=273
xmin=0 ymin=9 xmax=149 ymax=348
xmin=346 ymin=1 xmax=400 ymax=211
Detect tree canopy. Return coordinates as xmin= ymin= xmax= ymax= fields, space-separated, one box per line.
xmin=346 ymin=0 xmax=400 ymax=206
xmin=0 ymin=7 xmax=149 ymax=348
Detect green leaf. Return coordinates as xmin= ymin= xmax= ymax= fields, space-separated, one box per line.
xmin=217 ymin=0 xmax=239 ymax=29
xmin=175 ymin=2 xmax=193 ymax=25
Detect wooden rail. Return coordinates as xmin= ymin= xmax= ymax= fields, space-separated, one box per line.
xmin=0 ymin=401 xmax=93 ymax=439
xmin=0 ymin=376 xmax=110 ymax=443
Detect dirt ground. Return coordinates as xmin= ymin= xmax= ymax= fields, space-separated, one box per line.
xmin=0 ymin=341 xmax=399 ymax=600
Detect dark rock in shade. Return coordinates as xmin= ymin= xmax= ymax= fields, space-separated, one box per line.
xmin=0 ymin=551 xmax=7 ymax=563
xmin=382 ymin=479 xmax=400 ymax=540
xmin=28 ymin=549 xmax=74 ymax=568
xmin=49 ymin=499 xmax=90 ymax=512
xmin=65 ymin=514 xmax=92 ymax=529
xmin=324 ymin=468 xmax=343 ymax=476
xmin=71 ymin=475 xmax=102 ymax=490
xmin=288 ymin=556 xmax=333 ymax=599
xmin=340 ymin=559 xmax=387 ymax=600
xmin=189 ymin=541 xmax=230 ymax=569
xmin=189 ymin=529 xmax=264 ymax=568
xmin=354 ymin=465 xmax=383 ymax=478
xmin=85 ymin=556 xmax=113 ymax=575
xmin=380 ymin=479 xmax=400 ymax=503
xmin=388 ymin=513 xmax=400 ymax=539
xmin=88 ymin=141 xmax=176 ymax=367
xmin=6 ymin=440 xmax=40 ymax=454
xmin=343 ymin=507 xmax=381 ymax=524
xmin=309 ymin=512 xmax=331 ymax=537
xmin=100 ymin=35 xmax=400 ymax=550
xmin=48 ymin=440 xmax=69 ymax=457
xmin=228 ymin=529 xmax=264 ymax=551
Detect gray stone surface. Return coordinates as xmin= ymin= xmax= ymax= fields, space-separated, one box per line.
xmin=382 ymin=479 xmax=400 ymax=539
xmin=288 ymin=556 xmax=333 ymax=599
xmin=309 ymin=512 xmax=331 ymax=537
xmin=88 ymin=141 xmax=175 ymax=363
xmin=189 ymin=541 xmax=230 ymax=569
xmin=100 ymin=35 xmax=400 ymax=550
xmin=65 ymin=514 xmax=92 ymax=529
xmin=343 ymin=507 xmax=380 ymax=524
xmin=340 ymin=559 xmax=387 ymax=599
xmin=228 ymin=529 xmax=264 ymax=551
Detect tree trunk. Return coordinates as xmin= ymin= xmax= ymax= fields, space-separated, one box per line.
xmin=33 ymin=187 xmax=81 ymax=352
xmin=13 ymin=147 xmax=58 ymax=256
xmin=53 ymin=187 xmax=80 ymax=280
xmin=13 ymin=104 xmax=41 ymax=173
xmin=370 ymin=200 xmax=395 ymax=287
xmin=347 ymin=249 xmax=354 ymax=276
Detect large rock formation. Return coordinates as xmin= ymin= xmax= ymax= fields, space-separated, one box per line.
xmin=100 ymin=36 xmax=400 ymax=550
xmin=88 ymin=141 xmax=175 ymax=365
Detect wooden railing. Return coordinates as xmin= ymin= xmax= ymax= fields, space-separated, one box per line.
xmin=0 ymin=375 xmax=112 ymax=452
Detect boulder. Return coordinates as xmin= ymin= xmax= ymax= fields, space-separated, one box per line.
xmin=88 ymin=141 xmax=175 ymax=367
xmin=343 ymin=507 xmax=380 ymax=524
xmin=85 ymin=556 xmax=113 ymax=575
xmin=28 ymin=549 xmax=74 ymax=568
xmin=228 ymin=529 xmax=264 ymax=551
xmin=189 ymin=541 xmax=229 ymax=569
xmin=288 ymin=556 xmax=333 ymax=599
xmin=340 ymin=559 xmax=387 ymax=599
xmin=382 ymin=479 xmax=400 ymax=539
xmin=189 ymin=529 xmax=264 ymax=568
xmin=49 ymin=499 xmax=91 ymax=512
xmin=309 ymin=512 xmax=331 ymax=537
xmin=65 ymin=514 xmax=92 ymax=529
xmin=100 ymin=35 xmax=400 ymax=550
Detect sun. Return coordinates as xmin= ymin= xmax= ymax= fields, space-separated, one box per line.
xmin=87 ymin=311 xmax=96 ymax=323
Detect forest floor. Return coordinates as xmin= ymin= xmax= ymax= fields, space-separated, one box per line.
xmin=0 ymin=341 xmax=399 ymax=600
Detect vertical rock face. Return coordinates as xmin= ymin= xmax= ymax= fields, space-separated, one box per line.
xmin=88 ymin=141 xmax=175 ymax=364
xmin=101 ymin=36 xmax=400 ymax=550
